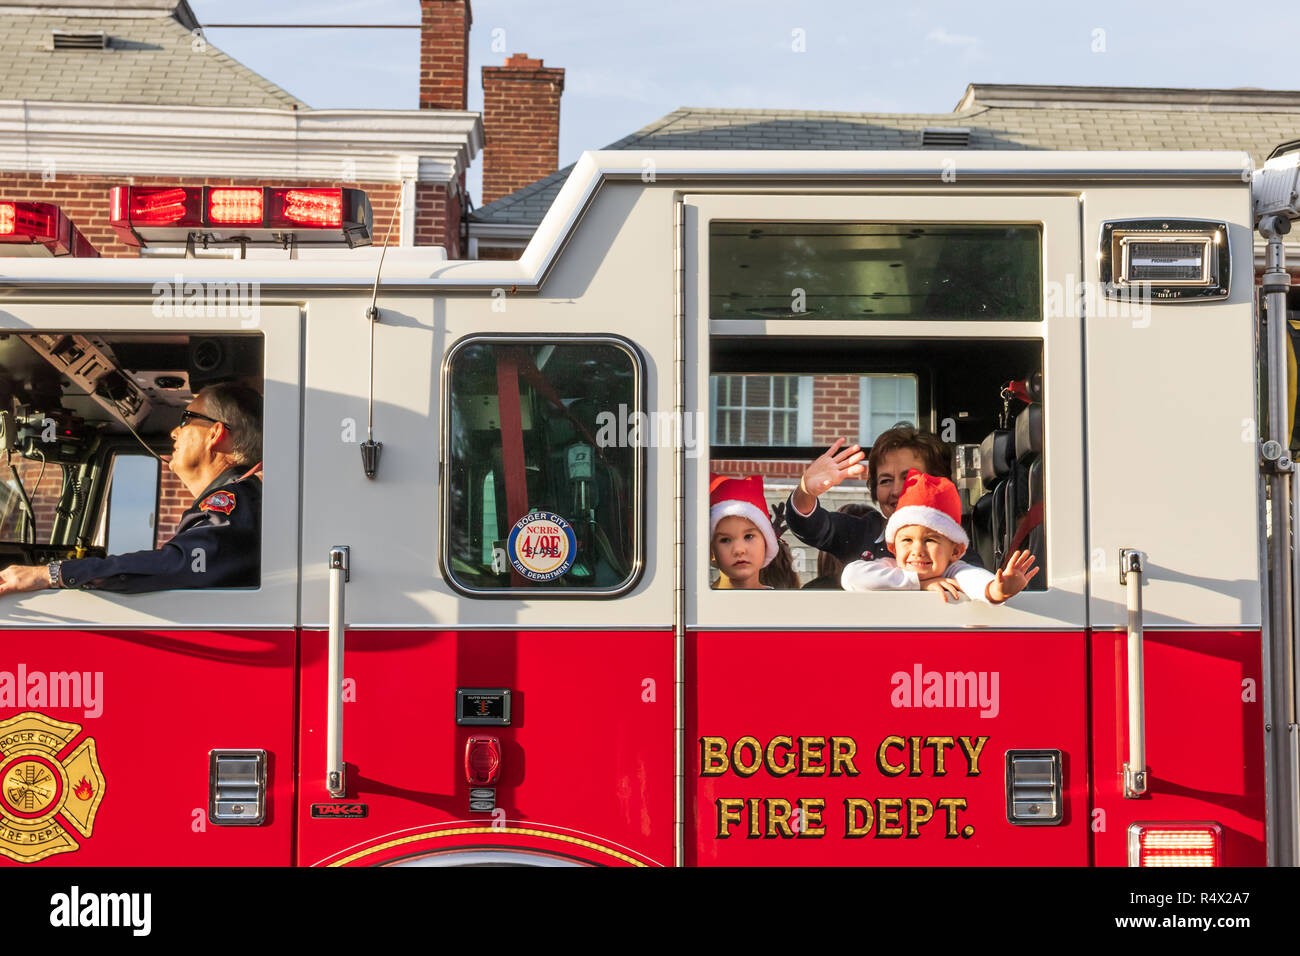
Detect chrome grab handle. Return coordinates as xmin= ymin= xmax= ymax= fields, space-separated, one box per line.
xmin=1120 ymin=549 xmax=1148 ymax=797
xmin=327 ymin=546 xmax=350 ymax=797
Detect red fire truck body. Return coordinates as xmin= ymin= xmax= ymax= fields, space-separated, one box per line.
xmin=0 ymin=150 xmax=1290 ymax=866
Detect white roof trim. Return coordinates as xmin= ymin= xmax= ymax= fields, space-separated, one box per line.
xmin=0 ymin=100 xmax=482 ymax=183
xmin=0 ymin=149 xmax=1258 ymax=292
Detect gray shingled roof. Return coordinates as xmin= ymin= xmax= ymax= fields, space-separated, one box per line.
xmin=471 ymin=92 xmax=1300 ymax=227
xmin=0 ymin=7 xmax=306 ymax=109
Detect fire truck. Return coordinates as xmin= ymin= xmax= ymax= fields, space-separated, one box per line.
xmin=0 ymin=149 xmax=1297 ymax=867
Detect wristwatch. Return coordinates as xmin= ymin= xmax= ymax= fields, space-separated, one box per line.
xmin=47 ymin=561 xmax=63 ymax=589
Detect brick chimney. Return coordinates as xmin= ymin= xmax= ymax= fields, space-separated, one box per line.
xmin=481 ymin=53 xmax=565 ymax=204
xmin=419 ymin=0 xmax=472 ymax=111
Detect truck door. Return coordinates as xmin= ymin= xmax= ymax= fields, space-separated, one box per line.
xmin=684 ymin=193 xmax=1090 ymax=864
xmin=0 ymin=301 xmax=302 ymax=866
xmin=295 ymin=289 xmax=672 ymax=866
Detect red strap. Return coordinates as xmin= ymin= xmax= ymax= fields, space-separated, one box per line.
xmin=515 ymin=352 xmax=604 ymax=452
xmin=1006 ymin=501 xmax=1043 ymax=563
xmin=495 ymin=352 xmax=530 ymax=587
xmin=1004 ymin=379 xmax=1033 ymax=405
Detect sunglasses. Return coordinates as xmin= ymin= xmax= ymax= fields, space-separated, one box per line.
xmin=178 ymin=409 xmax=228 ymax=429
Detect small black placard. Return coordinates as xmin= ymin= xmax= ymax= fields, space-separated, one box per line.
xmin=310 ymin=803 xmax=369 ymax=819
xmin=457 ymin=688 xmax=511 ymax=726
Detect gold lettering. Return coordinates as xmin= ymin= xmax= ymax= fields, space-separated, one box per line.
xmin=765 ymin=735 xmax=796 ymax=776
xmin=731 ymin=736 xmax=763 ymax=777
xmin=876 ymin=735 xmax=906 ymax=776
xmin=747 ymin=798 xmax=761 ymax=838
xmin=906 ymin=797 xmax=935 ymax=837
xmin=798 ymin=798 xmax=826 ymax=837
xmin=937 ymin=797 xmax=968 ymax=837
xmin=844 ymin=797 xmax=874 ymax=837
xmin=908 ymin=736 xmax=923 ymax=776
xmin=957 ymin=736 xmax=989 ymax=776
xmin=765 ymin=798 xmax=795 ymax=838
xmin=700 ymin=736 xmax=729 ymax=776
xmin=716 ymin=798 xmax=743 ymax=838
xmin=925 ymin=736 xmax=955 ymax=776
xmin=829 ymin=736 xmax=859 ymax=776
xmin=876 ymin=798 xmax=904 ymax=837
xmin=798 ymin=736 xmax=826 ymax=776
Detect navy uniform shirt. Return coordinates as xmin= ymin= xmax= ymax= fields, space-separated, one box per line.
xmin=784 ymin=492 xmax=890 ymax=565
xmin=60 ymin=465 xmax=261 ymax=593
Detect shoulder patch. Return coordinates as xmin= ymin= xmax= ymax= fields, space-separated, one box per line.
xmin=199 ymin=490 xmax=237 ymax=515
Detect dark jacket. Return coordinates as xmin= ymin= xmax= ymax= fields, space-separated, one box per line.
xmin=784 ymin=493 xmax=890 ymax=565
xmin=60 ymin=466 xmax=261 ymax=593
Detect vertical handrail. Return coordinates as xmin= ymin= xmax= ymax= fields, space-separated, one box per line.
xmin=672 ymin=199 xmax=687 ymax=867
xmin=1121 ymin=549 xmax=1148 ymax=798
xmin=1261 ymin=223 xmax=1297 ymax=865
xmin=327 ymin=545 xmax=350 ymax=797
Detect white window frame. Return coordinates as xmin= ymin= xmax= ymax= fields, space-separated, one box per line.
xmin=2 ymin=304 xmax=301 ymax=629
xmin=687 ymin=192 xmax=1086 ymax=631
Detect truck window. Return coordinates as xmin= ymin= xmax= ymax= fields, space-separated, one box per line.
xmin=0 ymin=331 xmax=263 ymax=587
xmin=710 ymin=221 xmax=1042 ymax=322
xmin=709 ymin=338 xmax=1046 ymax=591
xmin=443 ymin=336 xmax=642 ymax=595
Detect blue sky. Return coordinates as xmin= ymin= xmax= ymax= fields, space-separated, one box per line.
xmin=189 ymin=0 xmax=1300 ymax=207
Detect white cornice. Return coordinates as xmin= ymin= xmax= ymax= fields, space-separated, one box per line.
xmin=0 ymin=100 xmax=482 ymax=183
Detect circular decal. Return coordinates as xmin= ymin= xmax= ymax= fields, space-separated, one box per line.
xmin=506 ymin=512 xmax=576 ymax=582
xmin=1 ymin=751 xmax=65 ymax=824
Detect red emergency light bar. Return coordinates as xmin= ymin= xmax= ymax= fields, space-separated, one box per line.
xmin=0 ymin=201 xmax=100 ymax=257
xmin=109 ymin=185 xmax=373 ymax=249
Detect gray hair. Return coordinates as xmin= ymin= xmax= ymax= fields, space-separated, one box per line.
xmin=201 ymin=382 xmax=263 ymax=466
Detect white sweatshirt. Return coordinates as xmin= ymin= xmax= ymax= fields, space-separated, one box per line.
xmin=841 ymin=557 xmax=996 ymax=603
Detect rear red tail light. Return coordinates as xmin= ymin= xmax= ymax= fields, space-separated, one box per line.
xmin=272 ymin=188 xmax=343 ymax=228
xmin=207 ymin=187 xmax=263 ymax=225
xmin=0 ymin=203 xmax=15 ymax=235
xmin=1128 ymin=823 xmax=1222 ymax=866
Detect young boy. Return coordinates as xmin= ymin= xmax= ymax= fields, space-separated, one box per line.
xmin=710 ymin=474 xmax=779 ymax=590
xmin=842 ymin=469 xmax=1038 ymax=603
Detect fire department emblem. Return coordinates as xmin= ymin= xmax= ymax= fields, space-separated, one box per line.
xmin=0 ymin=712 xmax=105 ymax=864
xmin=507 ymin=512 xmax=576 ymax=582
xmin=199 ymin=490 xmax=237 ymax=514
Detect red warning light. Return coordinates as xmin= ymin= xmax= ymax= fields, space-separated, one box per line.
xmin=0 ymin=201 xmax=99 ymax=257
xmin=208 ymin=188 xmax=263 ymax=225
xmin=130 ymin=187 xmax=199 ymax=224
xmin=110 ymin=185 xmax=372 ymax=248
xmin=273 ymin=188 xmax=343 ymax=228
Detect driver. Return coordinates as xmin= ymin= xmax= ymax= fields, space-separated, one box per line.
xmin=0 ymin=382 xmax=262 ymax=596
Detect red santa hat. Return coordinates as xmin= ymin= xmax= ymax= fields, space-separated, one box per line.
xmin=709 ymin=474 xmax=779 ymax=568
xmin=884 ymin=469 xmax=969 ymax=549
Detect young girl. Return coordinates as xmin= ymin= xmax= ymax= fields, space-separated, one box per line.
xmin=710 ymin=474 xmax=779 ymax=590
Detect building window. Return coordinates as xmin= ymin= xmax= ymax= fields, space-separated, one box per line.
xmin=711 ymin=375 xmax=813 ymax=446
xmin=859 ymin=375 xmax=919 ymax=446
